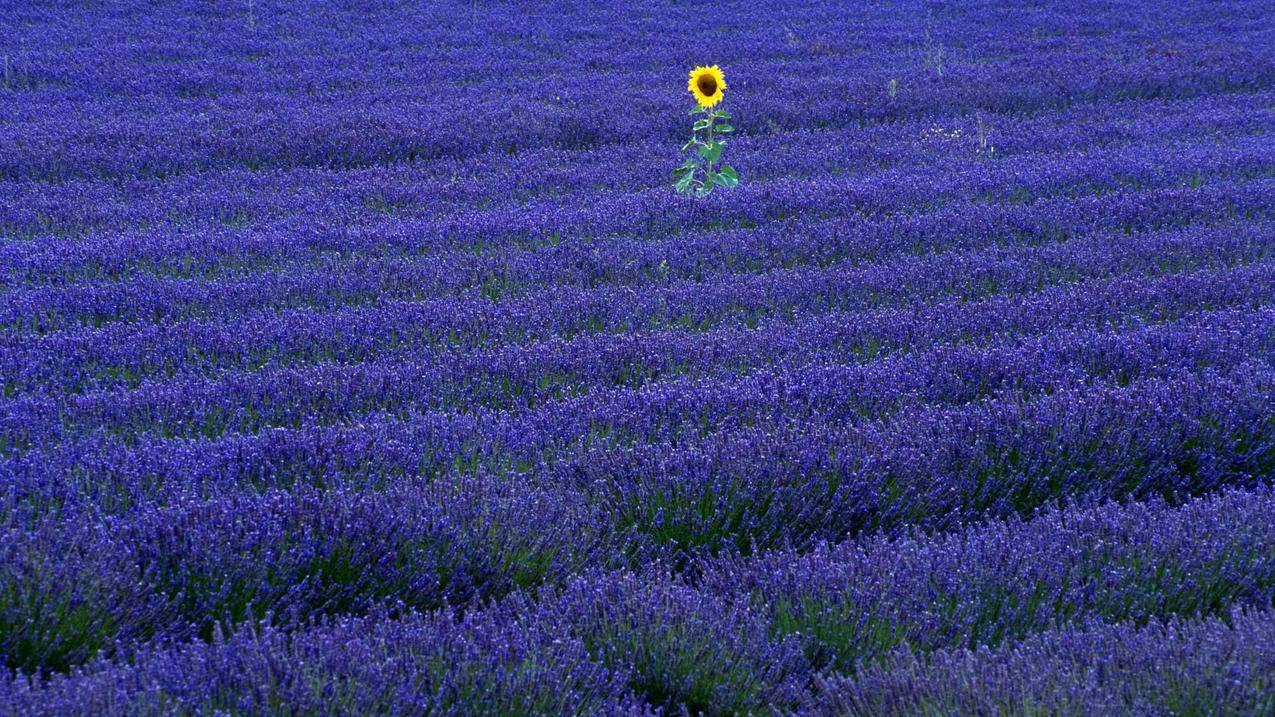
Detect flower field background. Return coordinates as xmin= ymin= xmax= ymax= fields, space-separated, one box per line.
xmin=1 ymin=0 xmax=1273 ymax=713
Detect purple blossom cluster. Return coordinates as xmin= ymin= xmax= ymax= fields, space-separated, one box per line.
xmin=2 ymin=0 xmax=1273 ymax=713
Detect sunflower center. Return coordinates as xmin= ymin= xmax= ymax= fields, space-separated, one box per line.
xmin=696 ymin=74 xmax=719 ymax=97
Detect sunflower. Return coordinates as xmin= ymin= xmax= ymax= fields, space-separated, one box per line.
xmin=688 ymin=65 xmax=726 ymax=108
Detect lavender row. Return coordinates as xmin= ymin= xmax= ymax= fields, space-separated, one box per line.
xmin=5 ymin=128 xmax=1266 ymax=314
xmin=6 ymin=184 xmax=1269 ymax=396
xmin=574 ymin=357 xmax=1274 ymax=557
xmin=7 ymin=484 xmax=1275 ymax=713
xmin=0 ymin=570 xmax=803 ymax=715
xmin=0 ymin=477 xmax=619 ymax=675
xmin=805 ymin=607 xmax=1275 ymax=716
xmin=3 ymin=2 xmax=1267 ymax=180
xmin=3 ymin=129 xmax=1269 ymax=334
xmin=1 ymin=597 xmax=651 ymax=716
xmin=700 ymin=480 xmax=1275 ymax=672
xmin=7 ymin=319 xmax=1270 ymax=535
xmin=3 ymin=106 xmax=1262 ymax=302
xmin=7 ymin=284 xmax=1269 ymax=499
xmin=3 ymin=86 xmax=1265 ymax=256
xmin=2 ymin=38 xmax=1264 ymax=184
xmin=6 ymin=0 xmax=1253 ymax=100
xmin=6 ymin=259 xmax=1270 ymax=454
xmin=4 ymin=117 xmax=1267 ymax=291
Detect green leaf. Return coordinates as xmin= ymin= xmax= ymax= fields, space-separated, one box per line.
xmin=693 ymin=119 xmax=711 ymax=131
xmin=681 ymin=139 xmax=696 ymax=151
xmin=712 ymin=171 xmax=738 ymax=188
xmin=719 ymin=165 xmax=739 ymax=181
xmin=675 ymin=174 xmax=695 ymax=192
xmin=698 ymin=142 xmax=722 ymax=163
xmin=696 ymin=183 xmax=714 ymax=197
xmin=689 ymin=106 xmax=705 ymax=115
xmin=715 ymin=110 xmax=732 ymax=119
xmin=715 ymin=124 xmax=734 ymax=133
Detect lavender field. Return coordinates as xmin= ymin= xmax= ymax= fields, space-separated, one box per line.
xmin=2 ymin=0 xmax=1273 ymax=714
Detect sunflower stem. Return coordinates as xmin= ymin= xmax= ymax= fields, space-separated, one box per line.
xmin=704 ymin=114 xmax=715 ymax=180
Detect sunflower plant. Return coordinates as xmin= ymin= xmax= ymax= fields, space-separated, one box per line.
xmin=674 ymin=65 xmax=740 ymax=197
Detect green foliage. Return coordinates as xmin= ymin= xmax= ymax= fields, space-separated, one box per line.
xmin=674 ymin=106 xmax=742 ymax=197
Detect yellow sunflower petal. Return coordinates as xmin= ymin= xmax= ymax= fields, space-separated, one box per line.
xmin=688 ymin=65 xmax=726 ymax=108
